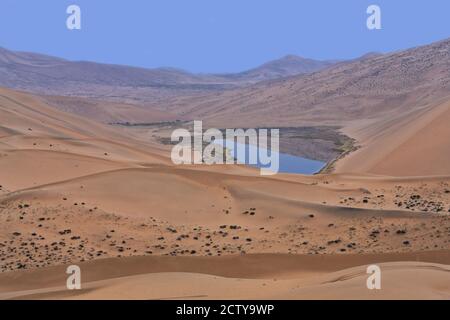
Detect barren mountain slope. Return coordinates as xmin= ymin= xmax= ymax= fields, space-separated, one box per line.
xmin=0 ymin=47 xmax=338 ymax=104
xmin=152 ymin=38 xmax=450 ymax=128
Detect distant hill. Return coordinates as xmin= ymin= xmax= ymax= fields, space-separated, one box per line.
xmin=157 ymin=38 xmax=450 ymax=128
xmin=222 ymin=55 xmax=339 ymax=82
xmin=0 ymin=47 xmax=341 ymax=103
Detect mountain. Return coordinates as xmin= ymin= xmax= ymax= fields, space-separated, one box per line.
xmin=149 ymin=38 xmax=450 ymax=176
xmin=1 ymin=39 xmax=449 ymax=176
xmin=356 ymin=52 xmax=383 ymax=60
xmin=0 ymin=47 xmax=341 ymax=104
xmin=0 ymin=47 xmax=217 ymax=87
xmin=220 ymin=55 xmax=339 ymax=82
xmin=156 ymin=38 xmax=450 ymax=128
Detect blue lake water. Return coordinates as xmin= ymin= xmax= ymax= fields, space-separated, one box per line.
xmin=269 ymin=152 xmax=326 ymax=174
xmin=214 ymin=139 xmax=326 ymax=175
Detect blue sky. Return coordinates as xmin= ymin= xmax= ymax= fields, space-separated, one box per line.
xmin=1 ymin=0 xmax=449 ymax=73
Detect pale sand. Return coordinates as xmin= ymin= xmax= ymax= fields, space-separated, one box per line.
xmin=0 ymin=252 xmax=449 ymax=300
xmin=336 ymin=97 xmax=450 ymax=176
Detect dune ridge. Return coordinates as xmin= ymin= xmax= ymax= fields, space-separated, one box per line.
xmin=1 ymin=252 xmax=449 ymax=300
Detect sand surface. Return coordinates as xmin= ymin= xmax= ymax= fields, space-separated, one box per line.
xmin=1 ymin=252 xmax=449 ymax=300
xmin=336 ymin=97 xmax=450 ymax=176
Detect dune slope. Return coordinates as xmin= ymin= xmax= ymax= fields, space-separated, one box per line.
xmin=336 ymin=98 xmax=450 ymax=176
xmin=1 ymin=252 xmax=449 ymax=300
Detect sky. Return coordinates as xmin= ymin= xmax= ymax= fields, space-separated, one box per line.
xmin=0 ymin=0 xmax=449 ymax=73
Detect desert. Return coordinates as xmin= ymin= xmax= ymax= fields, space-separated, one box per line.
xmin=0 ymin=34 xmax=449 ymax=300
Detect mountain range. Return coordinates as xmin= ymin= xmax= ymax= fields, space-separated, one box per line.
xmin=0 ymin=46 xmax=338 ymax=103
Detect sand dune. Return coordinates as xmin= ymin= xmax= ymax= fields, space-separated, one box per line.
xmin=9 ymin=264 xmax=444 ymax=300
xmin=40 ymin=95 xmax=181 ymax=124
xmin=337 ymin=97 xmax=450 ymax=176
xmin=1 ymin=252 xmax=449 ymax=300
xmin=0 ymin=85 xmax=449 ymax=299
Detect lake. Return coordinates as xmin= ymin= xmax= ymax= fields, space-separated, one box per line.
xmin=214 ymin=139 xmax=326 ymax=175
